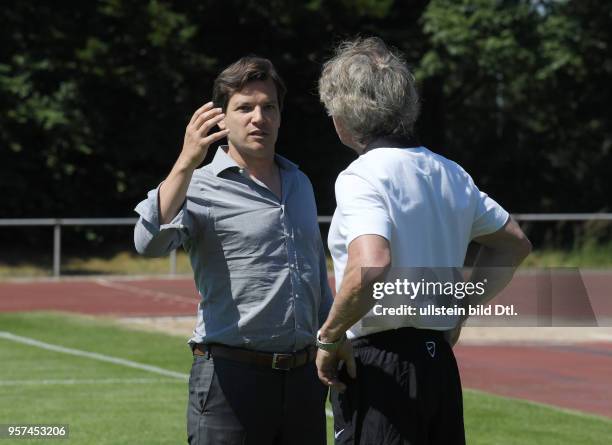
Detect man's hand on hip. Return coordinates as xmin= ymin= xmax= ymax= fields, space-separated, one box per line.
xmin=316 ymin=341 xmax=356 ymax=393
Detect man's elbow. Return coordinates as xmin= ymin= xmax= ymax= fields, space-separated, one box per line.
xmin=475 ymin=219 xmax=532 ymax=266
xmin=134 ymin=242 xmax=152 ymax=257
xmin=506 ymin=233 xmax=532 ymax=266
xmin=516 ymin=236 xmax=532 ymax=263
xmin=134 ymin=229 xmax=166 ymax=258
xmin=134 ymin=238 xmax=155 ymax=257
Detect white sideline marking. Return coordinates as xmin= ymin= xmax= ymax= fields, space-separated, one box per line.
xmin=0 ymin=332 xmax=189 ymax=381
xmin=0 ymin=378 xmax=179 ymax=386
xmin=94 ymin=278 xmax=195 ymax=304
xmin=592 ymin=334 xmax=612 ymax=341
xmin=0 ymin=331 xmax=335 ymax=418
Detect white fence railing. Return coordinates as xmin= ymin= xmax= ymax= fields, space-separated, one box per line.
xmin=1 ymin=214 xmax=611 ymax=277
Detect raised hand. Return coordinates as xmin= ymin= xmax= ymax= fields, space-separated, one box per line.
xmin=158 ymin=102 xmax=228 ymax=224
xmin=178 ymin=102 xmax=229 ymax=169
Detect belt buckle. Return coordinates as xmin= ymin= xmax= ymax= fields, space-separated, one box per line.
xmin=271 ymin=353 xmax=293 ymax=370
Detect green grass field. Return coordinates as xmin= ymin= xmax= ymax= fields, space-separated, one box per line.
xmin=0 ymin=312 xmax=610 ymax=444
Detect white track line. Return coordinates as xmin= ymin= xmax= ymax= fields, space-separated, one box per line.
xmin=0 ymin=331 xmax=334 ymax=418
xmin=94 ymin=278 xmax=195 ymax=304
xmin=592 ymin=334 xmax=612 ymax=342
xmin=0 ymin=332 xmax=189 ymax=381
xmin=466 ymin=388 xmax=612 ymax=422
xmin=0 ymin=378 xmax=179 ymax=386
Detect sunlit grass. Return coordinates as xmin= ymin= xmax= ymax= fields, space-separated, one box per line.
xmin=0 ymin=250 xmax=192 ymax=278
xmin=1 ymin=242 xmax=612 ymax=279
xmin=1 ymin=312 xmax=610 ymax=444
xmin=522 ymin=242 xmax=612 ymax=268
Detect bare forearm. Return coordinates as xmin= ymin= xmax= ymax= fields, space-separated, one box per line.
xmin=467 ymin=245 xmax=522 ymax=306
xmin=320 ymin=235 xmax=392 ymax=342
xmin=320 ymin=262 xmax=389 ymax=341
xmin=467 ymin=218 xmax=532 ymax=306
xmin=319 ymin=264 xmax=376 ymax=342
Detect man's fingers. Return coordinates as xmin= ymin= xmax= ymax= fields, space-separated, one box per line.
xmin=317 ymin=367 xmax=333 ymax=386
xmin=317 ymin=368 xmax=330 ymax=384
xmin=201 ymin=129 xmax=229 ymax=146
xmin=328 ymin=378 xmax=347 ymax=393
xmin=189 ymin=102 xmax=214 ymax=125
xmin=192 ymin=108 xmax=223 ymax=132
xmin=198 ymin=113 xmax=225 ymax=136
xmin=316 ymin=349 xmax=348 ymax=390
xmin=317 ymin=368 xmax=346 ymax=392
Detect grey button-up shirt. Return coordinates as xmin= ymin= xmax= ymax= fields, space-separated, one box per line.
xmin=134 ymin=147 xmax=333 ymax=352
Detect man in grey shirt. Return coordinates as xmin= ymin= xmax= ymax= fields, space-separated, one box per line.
xmin=134 ymin=57 xmax=331 ymax=444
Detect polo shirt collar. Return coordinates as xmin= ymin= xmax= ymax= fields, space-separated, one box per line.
xmin=364 ymin=135 xmax=420 ymax=153
xmin=211 ymin=146 xmax=298 ymax=176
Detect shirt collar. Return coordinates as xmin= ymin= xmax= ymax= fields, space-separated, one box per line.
xmin=364 ymin=135 xmax=420 ymax=153
xmin=211 ymin=146 xmax=298 ymax=176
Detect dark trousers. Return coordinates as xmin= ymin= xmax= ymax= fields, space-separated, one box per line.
xmin=331 ymin=328 xmax=465 ymax=445
xmin=187 ymin=353 xmax=328 ymax=444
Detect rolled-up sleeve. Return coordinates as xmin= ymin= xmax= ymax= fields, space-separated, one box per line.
xmin=133 ymin=185 xmax=194 ymax=257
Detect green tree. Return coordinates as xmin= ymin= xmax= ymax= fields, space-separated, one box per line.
xmin=1 ymin=0 xmax=609 ymax=226
xmin=416 ymin=0 xmax=612 ymax=212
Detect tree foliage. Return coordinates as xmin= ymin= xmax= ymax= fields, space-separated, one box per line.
xmin=1 ymin=0 xmax=610 ymax=226
xmin=417 ymin=0 xmax=612 ymax=211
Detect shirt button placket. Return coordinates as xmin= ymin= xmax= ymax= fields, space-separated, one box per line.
xmin=282 ymin=204 xmax=300 ymax=340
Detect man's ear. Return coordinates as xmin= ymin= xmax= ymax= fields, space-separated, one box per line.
xmin=218 ymin=117 xmax=226 ymax=130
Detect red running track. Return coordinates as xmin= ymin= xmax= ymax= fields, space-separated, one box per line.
xmin=0 ymin=278 xmax=198 ymax=316
xmin=455 ymin=343 xmax=612 ymax=418
xmin=0 ymin=276 xmax=611 ymax=418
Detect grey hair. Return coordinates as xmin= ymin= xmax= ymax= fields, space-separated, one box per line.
xmin=318 ymin=37 xmax=420 ymax=144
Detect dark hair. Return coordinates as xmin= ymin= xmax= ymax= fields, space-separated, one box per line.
xmin=212 ymin=56 xmax=287 ymax=112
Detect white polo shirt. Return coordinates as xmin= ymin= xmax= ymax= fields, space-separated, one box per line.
xmin=328 ymin=145 xmax=509 ymax=338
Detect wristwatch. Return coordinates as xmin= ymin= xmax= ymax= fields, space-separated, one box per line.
xmin=316 ymin=330 xmax=347 ymax=351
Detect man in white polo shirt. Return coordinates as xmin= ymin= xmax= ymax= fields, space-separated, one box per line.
xmin=315 ymin=37 xmax=532 ymax=444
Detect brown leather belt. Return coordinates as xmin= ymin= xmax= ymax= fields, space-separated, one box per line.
xmin=193 ymin=343 xmax=316 ymax=371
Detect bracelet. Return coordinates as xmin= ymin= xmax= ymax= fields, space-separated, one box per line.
xmin=316 ymin=330 xmax=347 ymax=351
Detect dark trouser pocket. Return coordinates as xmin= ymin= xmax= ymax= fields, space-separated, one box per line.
xmin=186 ymin=356 xmax=248 ymax=444
xmin=187 ymin=355 xmax=215 ymax=444
xmin=189 ymin=355 xmax=215 ymax=414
